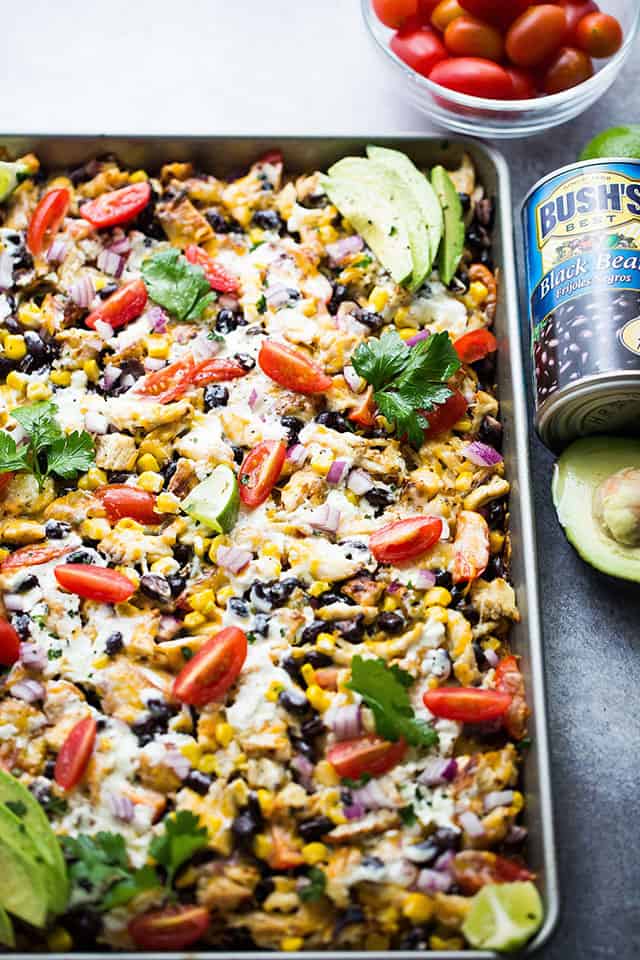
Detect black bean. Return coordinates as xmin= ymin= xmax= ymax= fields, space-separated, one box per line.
xmin=254 ymin=877 xmax=275 ymax=903
xmin=303 ymin=650 xmax=333 ymax=669
xmin=167 ymin=574 xmax=186 ymax=597
xmin=291 ymin=736 xmax=316 ymax=762
xmin=278 ymin=688 xmax=309 ymax=715
xmin=65 ymin=548 xmax=97 ymax=565
xmin=364 ymin=487 xmax=395 ymax=511
xmin=203 ymin=384 xmax=229 ymax=409
xmin=315 ymin=411 xmax=350 ymax=433
xmin=173 ymin=543 xmax=194 ymax=566
xmin=232 ymin=809 xmax=262 ymax=846
xmin=327 ymin=283 xmax=350 ymax=316
xmin=16 ymin=574 xmax=39 ymax=592
xmin=298 ymin=815 xmax=333 ymax=842
xmin=3 ymin=315 xmax=22 ymax=334
xmin=206 ymin=210 xmax=235 ymax=233
xmin=473 ymin=640 xmax=489 ymax=670
xmin=458 ymin=192 xmax=471 ymax=212
xmin=300 ymin=621 xmax=326 ymax=645
xmin=105 ymin=632 xmax=124 ymax=656
xmin=450 ymin=583 xmax=469 ymax=607
xmin=435 ymin=569 xmax=453 ymax=589
xmin=484 ymin=553 xmax=504 ymax=581
xmin=184 ymin=770 xmax=213 ymax=795
xmin=64 ymin=909 xmax=102 ymax=947
xmin=407 ymin=839 xmax=440 ymax=866
xmin=161 ymin=458 xmax=178 ymax=484
xmin=253 ymin=613 xmax=270 ymax=636
xmin=475 ymin=196 xmax=495 ymax=229
xmin=98 ymin=281 xmax=119 ymax=300
xmin=334 ymin=905 xmax=365 ymax=936
xmin=478 ymin=415 xmax=503 ymax=451
xmin=147 ymin=699 xmax=173 ymax=720
xmin=432 ymin=826 xmax=462 ymax=851
xmin=139 ymin=574 xmax=172 ymax=603
xmin=488 ymin=497 xmax=507 ymax=529
xmin=234 ymin=352 xmax=255 ymax=371
xmin=252 ymin=209 xmax=284 ymax=232
xmin=459 ymin=603 xmax=480 ymax=626
xmin=376 ymin=611 xmax=406 ymax=635
xmin=12 ymin=614 xmax=31 ymax=639
xmin=29 ymin=777 xmax=53 ymax=805
xmin=335 ymin=616 xmax=365 ymax=644
xmin=281 ymin=654 xmax=303 ymax=683
xmin=301 ymin=715 xmax=325 ymax=740
xmin=399 ymin=928 xmax=430 ymax=950
xmin=215 ymin=309 xmax=239 ymax=334
xmin=232 ymin=445 xmax=245 ymax=465
xmin=228 ymin=597 xmax=249 ymax=618
xmin=316 ymin=589 xmax=354 ymax=607
xmin=280 ymin=415 xmax=304 ymax=445
xmin=42 ymin=760 xmax=56 ymax=780
xmin=358 ymin=310 xmax=384 ymax=331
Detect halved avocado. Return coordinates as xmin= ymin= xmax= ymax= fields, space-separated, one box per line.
xmin=0 ymin=802 xmax=63 ymax=919
xmin=552 ymin=436 xmax=640 ymax=582
xmin=0 ymin=832 xmax=48 ymax=928
xmin=0 ymin=905 xmax=15 ymax=948
xmin=431 ymin=165 xmax=464 ymax=285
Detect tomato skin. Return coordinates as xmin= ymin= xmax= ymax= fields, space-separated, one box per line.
xmin=0 ymin=473 xmax=12 ymax=496
xmin=190 ymin=358 xmax=249 ymax=387
xmin=327 ymin=736 xmax=407 ymax=779
xmin=96 ymin=485 xmax=160 ymax=525
xmin=542 ymin=45 xmax=594 ymax=93
xmin=575 ymin=12 xmax=623 ymax=58
xmin=444 ymin=15 xmax=504 ymax=62
xmin=54 ymin=564 xmax=136 ymax=603
xmin=0 ymin=542 xmax=70 ymax=572
xmin=454 ymin=328 xmax=498 ymax=362
xmin=423 ymin=687 xmax=512 ymax=723
xmin=0 ymin=619 xmax=20 ymax=667
xmin=54 ymin=716 xmax=97 ymax=791
xmin=429 ymin=57 xmax=514 ymax=99
xmin=459 ymin=0 xmax=529 ymax=28
xmin=423 ymin=389 xmax=468 ymax=439
xmin=27 ymin=188 xmax=70 ymax=256
xmin=184 ymin=244 xmax=239 ymax=294
xmin=370 ymin=515 xmax=443 ymax=563
xmin=507 ymin=67 xmax=539 ymax=99
xmin=238 ymin=440 xmax=287 ymax=508
xmin=129 ymin=906 xmax=210 ymax=951
xmin=373 ymin=0 xmax=418 ymax=29
xmin=557 ymin=0 xmax=599 ymax=44
xmin=85 ymin=279 xmax=148 ymax=331
xmin=80 ymin=182 xmax=151 ymax=229
xmin=136 ymin=356 xmax=196 ymax=404
xmin=258 ymin=340 xmax=332 ymax=394
xmin=495 ymin=655 xmax=529 ymax=740
xmin=391 ymin=25 xmax=448 ymax=77
xmin=431 ymin=0 xmax=465 ymax=31
xmin=505 ymin=5 xmax=568 ymax=67
xmin=173 ymin=627 xmax=248 ymax=707
xmin=452 ymin=851 xmax=535 ymax=894
xmin=348 ymin=386 xmax=376 ymax=427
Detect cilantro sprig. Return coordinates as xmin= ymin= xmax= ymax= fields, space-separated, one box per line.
xmin=141 ymin=249 xmax=215 ymax=322
xmin=0 ymin=401 xmax=94 ymax=489
xmin=347 ymin=655 xmax=438 ymax=749
xmin=351 ymin=329 xmax=460 ymax=447
xmin=299 ymin=866 xmax=327 ymax=902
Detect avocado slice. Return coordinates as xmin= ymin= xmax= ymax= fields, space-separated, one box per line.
xmin=0 ymin=830 xmax=48 ymax=928
xmin=366 ymin=145 xmax=443 ymax=287
xmin=431 ymin=165 xmax=465 ymax=285
xmin=0 ymin=801 xmax=64 ymax=918
xmin=0 ymin=161 xmax=28 ymax=203
xmin=322 ymin=157 xmax=414 ymax=286
xmin=552 ymin=436 xmax=640 ymax=583
xmin=0 ymin=770 xmax=69 ymax=913
xmin=0 ymin=905 xmax=15 ymax=947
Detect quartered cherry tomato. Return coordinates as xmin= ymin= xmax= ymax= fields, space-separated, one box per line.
xmin=444 ymin=15 xmax=504 ymax=62
xmin=495 ymin=655 xmax=529 ymax=740
xmin=135 ymin=355 xmax=196 ymax=404
xmin=454 ymin=328 xmax=498 ymax=363
xmin=0 ymin=473 xmax=12 ymax=496
xmin=373 ymin=0 xmax=418 ymax=29
xmin=268 ymin=826 xmax=306 ymax=870
xmin=429 ymin=57 xmax=514 ymax=99
xmin=54 ymin=564 xmax=136 ymax=603
xmin=370 ymin=515 xmax=443 ymax=563
xmin=54 ymin=715 xmax=97 ymax=791
xmin=190 ymin=357 xmax=249 ymax=387
xmin=452 ymin=509 xmax=489 ymax=583
xmin=348 ymin=386 xmax=377 ymax=427
xmin=557 ymin=0 xmax=599 ymax=44
xmin=505 ymin=4 xmax=567 ymax=67
xmin=507 ymin=67 xmax=538 ymax=99
xmin=258 ymin=340 xmax=332 ymax=394
xmin=172 ymin=626 xmax=248 ymax=707
xmin=391 ymin=25 xmax=448 ymax=78
xmin=431 ymin=0 xmax=465 ymax=31
xmin=27 ymin=188 xmax=70 ymax=256
xmin=575 ymin=12 xmax=622 ymax=57
xmin=0 ymin=619 xmax=20 ymax=667
xmin=85 ymin=279 xmax=148 ymax=331
xmin=327 ymin=736 xmax=407 ymax=779
xmin=542 ymin=46 xmax=594 ymax=93
xmin=129 ymin=906 xmax=210 ymax=951
xmin=423 ymin=686 xmax=512 ymax=723
xmin=458 ymin=0 xmax=529 ymax=28
xmin=96 ymin=485 xmax=161 ymax=524
xmin=238 ymin=440 xmax=287 ymax=508
xmin=184 ymin=244 xmax=239 ymax=294
xmin=80 ymin=182 xmax=151 ymax=229
xmin=0 ymin=542 xmax=70 ymax=572
xmin=423 ymin=389 xmax=468 ymax=439
xmin=452 ymin=850 xmax=535 ymax=894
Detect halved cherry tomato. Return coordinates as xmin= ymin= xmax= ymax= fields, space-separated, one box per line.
xmin=431 ymin=0 xmax=465 ymax=31
xmin=505 ymin=5 xmax=567 ymax=67
xmin=452 ymin=510 xmax=489 ymax=583
xmin=507 ymin=67 xmax=539 ymax=100
xmin=238 ymin=440 xmax=287 ymax=508
xmin=458 ymin=0 xmax=530 ymax=28
xmin=373 ymin=0 xmax=418 ymax=29
xmin=80 ymin=182 xmax=151 ymax=229
xmin=190 ymin=357 xmax=249 ymax=387
xmin=96 ymin=485 xmax=161 ymax=524
xmin=348 ymin=385 xmax=376 ymax=427
xmin=0 ymin=619 xmax=20 ymax=667
xmin=0 ymin=542 xmax=70 ymax=572
xmin=391 ymin=25 xmax=448 ymax=78
xmin=268 ymin=826 xmax=305 ymax=870
xmin=135 ymin=355 xmax=196 ymax=404
xmin=423 ymin=389 xmax=468 ymax=439
xmin=173 ymin=626 xmax=247 ymax=707
xmin=495 ymin=655 xmax=529 ymax=740
xmin=370 ymin=515 xmax=443 ymax=563
xmin=184 ymin=244 xmax=240 ymax=294
xmin=85 ymin=279 xmax=148 ymax=331
xmin=258 ymin=340 xmax=332 ymax=394
xmin=429 ymin=57 xmax=514 ymax=99
xmin=454 ymin=328 xmax=498 ymax=363
xmin=423 ymin=687 xmax=512 ymax=723
xmin=452 ymin=851 xmax=535 ymax=894
xmin=129 ymin=906 xmax=210 ymax=951
xmin=444 ymin=15 xmax=504 ymax=62
xmin=27 ymin=188 xmax=70 ymax=256
xmin=542 ymin=45 xmax=594 ymax=93
xmin=327 ymin=736 xmax=407 ymax=779
xmin=575 ymin=12 xmax=622 ymax=57
xmin=54 ymin=564 xmax=136 ymax=603
xmin=557 ymin=0 xmax=599 ymax=45
xmin=54 ymin=715 xmax=97 ymax=791
xmin=0 ymin=473 xmax=13 ymax=496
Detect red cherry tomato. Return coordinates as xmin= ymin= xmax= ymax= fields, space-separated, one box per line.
xmin=190 ymin=357 xmax=250 ymax=387
xmin=423 ymin=687 xmax=512 ymax=722
xmin=452 ymin=510 xmax=490 ymax=583
xmin=0 ymin=473 xmax=12 ymax=496
xmin=327 ymin=736 xmax=407 ymax=779
xmin=0 ymin=619 xmax=20 ymax=667
xmin=429 ymin=57 xmax=514 ymax=99
xmin=444 ymin=15 xmax=504 ymax=62
xmin=129 ymin=906 xmax=210 ymax=951
xmin=431 ymin=0 xmax=465 ymax=31
xmin=556 ymin=0 xmax=599 ymax=44
xmin=0 ymin=542 xmax=70 ymax=572
xmin=454 ymin=328 xmax=498 ymax=362
xmin=54 ymin=716 xmax=97 ymax=791
xmin=184 ymin=244 xmax=239 ymax=294
xmin=507 ymin=67 xmax=539 ymax=99
xmin=423 ymin=389 xmax=468 ymax=439
xmin=27 ymin=188 xmax=70 ymax=256
xmin=495 ymin=655 xmax=529 ymax=740
xmin=238 ymin=440 xmax=287 ymax=508
xmin=135 ymin=355 xmax=196 ymax=404
xmin=54 ymin=564 xmax=136 ymax=603
xmin=80 ymin=182 xmax=151 ymax=229
xmin=370 ymin=515 xmax=443 ymax=563
xmin=505 ymin=5 xmax=568 ymax=67
xmin=391 ymin=25 xmax=448 ymax=78
xmin=452 ymin=851 xmax=535 ymax=894
xmin=258 ymin=340 xmax=332 ymax=394
xmin=96 ymin=485 xmax=161 ymax=524
xmin=419 ymin=0 xmax=441 ymax=16
xmin=575 ymin=12 xmax=623 ymax=57
xmin=85 ymin=279 xmax=148 ymax=331
xmin=348 ymin=386 xmax=377 ymax=427
xmin=542 ymin=45 xmax=594 ymax=93
xmin=372 ymin=0 xmax=418 ymax=29
xmin=172 ymin=627 xmax=248 ymax=707
xmin=458 ymin=0 xmax=530 ymax=28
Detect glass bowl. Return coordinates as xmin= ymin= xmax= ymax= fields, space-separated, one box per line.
xmin=362 ymin=0 xmax=640 ymax=139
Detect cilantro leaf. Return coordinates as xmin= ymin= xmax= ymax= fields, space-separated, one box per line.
xmin=62 ymin=833 xmax=134 ymax=908
xmin=141 ymin=249 xmax=214 ymax=322
xmin=0 ymin=432 xmax=30 ymax=474
xmin=12 ymin=401 xmax=62 ymax=449
xmin=299 ymin=866 xmax=327 ymax=902
xmin=351 ymin=329 xmax=409 ymax=391
xmin=149 ymin=810 xmax=208 ymax=885
xmin=3 ymin=401 xmax=95 ymax=488
xmin=101 ymin=865 xmax=159 ymax=910
xmin=46 ymin=431 xmax=95 ymax=479
xmin=347 ymin=656 xmax=438 ymax=748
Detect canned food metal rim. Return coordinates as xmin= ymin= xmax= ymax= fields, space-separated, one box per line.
xmin=520 ymin=156 xmax=640 ymax=213
xmin=537 ymin=372 xmax=640 ymax=452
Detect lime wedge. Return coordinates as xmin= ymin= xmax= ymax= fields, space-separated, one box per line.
xmin=580 ymin=125 xmax=640 ymax=161
xmin=0 ymin=905 xmax=14 ymax=947
xmin=0 ymin=161 xmax=27 ymax=203
xmin=462 ymin=881 xmax=543 ymax=952
xmin=182 ymin=464 xmax=239 ymax=533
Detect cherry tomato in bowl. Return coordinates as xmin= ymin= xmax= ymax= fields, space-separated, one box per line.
xmin=458 ymin=0 xmax=530 ymax=29
xmin=444 ymin=15 xmax=504 ymax=62
xmin=80 ymin=182 xmax=151 ymax=229
xmin=27 ymin=188 xmax=70 ymax=256
xmin=327 ymin=736 xmax=407 ymax=778
xmin=370 ymin=515 xmax=443 ymax=563
xmin=429 ymin=57 xmax=514 ymax=99
xmin=372 ymin=0 xmax=418 ymax=28
xmin=431 ymin=0 xmax=465 ymax=31
xmin=575 ymin=12 xmax=623 ymax=57
xmin=173 ymin=626 xmax=248 ymax=707
xmin=506 ymin=67 xmax=539 ymax=99
xmin=391 ymin=24 xmax=448 ymax=77
xmin=556 ymin=0 xmax=599 ymax=44
xmin=238 ymin=440 xmax=287 ymax=508
xmin=543 ymin=46 xmax=594 ymax=93
xmin=505 ymin=4 xmax=568 ymax=67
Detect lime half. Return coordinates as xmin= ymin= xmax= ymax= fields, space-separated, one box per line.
xmin=0 ymin=162 xmax=26 ymax=203
xmin=462 ymin=882 xmax=543 ymax=952
xmin=182 ymin=464 xmax=240 ymax=533
xmin=580 ymin=125 xmax=640 ymax=161
xmin=0 ymin=906 xmax=14 ymax=948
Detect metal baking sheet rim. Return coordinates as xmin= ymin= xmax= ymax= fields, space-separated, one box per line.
xmin=0 ymin=133 xmax=559 ymax=960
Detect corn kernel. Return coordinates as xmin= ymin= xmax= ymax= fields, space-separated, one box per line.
xmin=184 ymin=611 xmax=206 ymax=629
xmin=469 ymin=280 xmax=489 ymax=306
xmin=137 ymin=453 xmax=160 ymax=473
xmin=150 ymin=556 xmax=180 ymax=576
xmin=50 ymin=369 xmax=72 ymax=386
xmin=344 ymin=489 xmax=358 ymax=505
xmin=307 ymin=683 xmax=331 ymax=712
xmin=453 ymin=417 xmax=473 ymax=432
xmin=429 ymin=605 xmax=449 ymax=624
xmin=393 ymin=306 xmax=410 ymax=326
xmin=310 ymin=450 xmax=333 ymax=476
xmin=190 ymin=588 xmax=216 ymax=612
xmin=318 ymin=225 xmax=338 ymax=244
xmin=256 ymin=788 xmax=275 ymax=816
xmin=316 ymin=633 xmax=335 ymax=654
xmin=265 ymin=680 xmax=284 ymax=702
xmin=138 ymin=470 xmax=163 ymax=493
xmin=397 ymin=327 xmax=417 ymax=341
xmin=0 ymin=549 xmax=10 ymax=562
xmin=216 ymin=585 xmax=235 ymax=605
xmin=77 ymin=466 xmax=108 ymax=491
xmin=156 ymin=491 xmax=180 ymax=514
xmin=115 ymin=517 xmax=143 ymax=532
xmin=455 ymin=471 xmax=474 ymax=493
xmin=430 ymin=935 xmax=465 ymax=951
xmin=383 ymin=595 xmax=399 ymax=612
xmin=199 ymin=753 xmax=218 ymax=774
xmin=424 ymin=586 xmax=452 ymax=607
xmin=314 ymin=760 xmax=340 ymax=787
xmin=215 ymin=722 xmax=234 ymax=747
xmin=47 ymin=928 xmax=73 ymax=952
xmin=17 ymin=302 xmax=41 ymax=328
xmin=146 ymin=335 xmax=170 ymax=359
xmin=230 ymin=778 xmax=249 ymax=806
xmin=365 ymin=934 xmax=390 ymax=951
xmin=117 ymin=566 xmax=139 ymax=590
xmin=80 ymin=518 xmax=110 ymax=541
xmin=81 ymin=359 xmax=100 ymax=383
xmin=92 ymin=654 xmax=110 ymax=669
xmin=26 ymin=381 xmax=52 ymax=402
xmin=253 ymin=833 xmax=273 ymax=860
xmin=263 ymin=543 xmax=280 ymax=559
xmin=4 ymin=334 xmax=26 ymax=360
xmin=129 ymin=169 xmax=148 ymax=182
xmin=301 ymin=663 xmax=315 ymax=686
xmin=281 ymin=937 xmax=304 ymax=952
xmin=6 ymin=370 xmax=27 ymax=392
xmin=490 ymin=530 xmax=505 ymax=553
xmin=309 ymin=580 xmax=329 ymax=598
xmin=379 ymin=905 xmax=400 ymax=932
xmin=403 ymin=892 xmax=434 ymax=923
xmin=302 ymin=842 xmax=328 ymax=865
xmin=208 ymin=536 xmax=225 ymax=563
xmin=248 ymin=227 xmax=265 ymax=245
xmin=180 ymin=742 xmax=201 ymax=764
xmin=369 ymin=286 xmax=389 ymax=312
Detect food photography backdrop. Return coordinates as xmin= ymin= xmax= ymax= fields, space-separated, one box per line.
xmin=4 ymin=0 xmax=640 ymax=957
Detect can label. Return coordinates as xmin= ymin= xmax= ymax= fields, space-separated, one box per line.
xmin=523 ymin=161 xmax=640 ymax=420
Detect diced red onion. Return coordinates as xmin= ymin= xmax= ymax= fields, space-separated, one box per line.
xmin=325 ymin=235 xmax=364 ymax=266
xmin=292 ymin=753 xmax=314 ymax=791
xmin=11 ymin=679 xmax=45 ymax=703
xmin=416 ymin=868 xmax=453 ymax=894
xmin=459 ymin=810 xmax=485 ymax=837
xmin=94 ymin=319 xmax=114 ymax=340
xmin=157 ymin=615 xmax=182 ymax=641
xmin=352 ymin=779 xmax=398 ymax=810
xmin=165 ymin=750 xmax=191 ymax=780
xmin=331 ymin=704 xmax=361 ymax=741
xmin=286 ymin=443 xmax=308 ymax=466
xmin=148 ymin=306 xmax=168 ymax=333
xmin=415 ymin=568 xmax=437 ymax=590
xmin=0 ymin=251 xmax=13 ymax=289
xmin=484 ymin=790 xmax=515 ymax=812
xmin=70 ymin=274 xmax=95 ymax=308
xmin=406 ymin=329 xmax=431 ymax=347
xmin=144 ymin=357 xmax=167 ymax=372
xmin=347 ymin=468 xmax=373 ymax=495
xmin=484 ymin=648 xmax=500 ymax=668
xmin=419 ymin=757 xmax=458 ymax=786
xmin=386 ymin=580 xmax=402 ymax=594
xmin=101 ymin=364 xmax=122 ymax=390
xmin=326 ymin=459 xmax=348 ymax=486
xmin=309 ymin=504 xmax=341 ymax=535
xmin=434 ymin=849 xmax=456 ymax=873
xmin=108 ymin=235 xmax=131 ymax=255
xmin=97 ymin=249 xmax=126 ymax=278
xmin=465 ymin=441 xmax=503 ymax=467
xmin=505 ymin=824 xmax=528 ymax=845
xmin=108 ymin=792 xmax=135 ymax=823
xmin=216 ymin=545 xmax=252 ymax=574
xmin=84 ymin=411 xmax=109 ymax=435
xmin=46 ymin=238 xmax=68 ymax=264
xmin=343 ymin=802 xmax=365 ymax=820
xmin=19 ymin=643 xmax=47 ymax=671
xmin=343 ymin=364 xmax=365 ymax=393
xmin=248 ymin=388 xmax=261 ymax=410
xmin=4 ymin=594 xmax=25 ymax=612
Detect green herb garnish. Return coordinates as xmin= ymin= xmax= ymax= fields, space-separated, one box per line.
xmin=299 ymin=866 xmax=327 ymax=902
xmin=347 ymin=655 xmax=438 ymax=748
xmin=148 ymin=810 xmax=208 ymax=888
xmin=0 ymin=401 xmax=94 ymax=489
xmin=256 ymin=294 xmax=267 ymax=314
xmin=399 ymin=804 xmax=417 ymax=825
xmin=141 ymin=248 xmax=214 ymax=322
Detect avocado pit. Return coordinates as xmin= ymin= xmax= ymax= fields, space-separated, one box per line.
xmin=593 ymin=468 xmax=640 ymax=547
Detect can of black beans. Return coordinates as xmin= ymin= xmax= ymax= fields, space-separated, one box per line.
xmin=522 ymin=159 xmax=640 ymax=452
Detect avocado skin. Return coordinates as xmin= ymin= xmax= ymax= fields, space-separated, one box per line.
xmin=0 ymin=905 xmax=15 ymax=947
xmin=552 ymin=436 xmax=640 ymax=583
xmin=431 ymin=165 xmax=464 ymax=286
